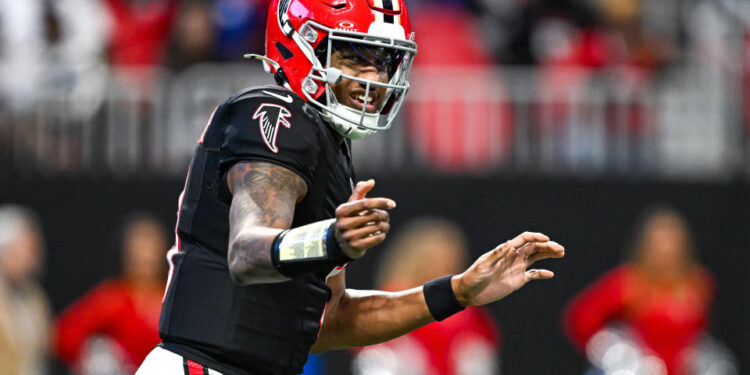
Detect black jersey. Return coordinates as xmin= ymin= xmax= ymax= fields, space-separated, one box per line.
xmin=159 ymin=86 xmax=355 ymax=375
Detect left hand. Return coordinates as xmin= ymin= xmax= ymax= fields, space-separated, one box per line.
xmin=334 ymin=179 xmax=395 ymax=259
xmin=451 ymin=231 xmax=565 ymax=306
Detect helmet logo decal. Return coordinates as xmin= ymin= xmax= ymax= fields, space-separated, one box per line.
xmin=337 ymin=21 xmax=357 ymax=31
xmin=253 ymin=104 xmax=292 ymax=153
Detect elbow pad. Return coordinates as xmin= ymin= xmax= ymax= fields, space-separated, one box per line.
xmin=271 ymin=219 xmax=352 ymax=278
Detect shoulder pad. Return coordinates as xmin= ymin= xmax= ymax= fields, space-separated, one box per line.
xmin=227 ymin=86 xmax=319 ymax=121
xmin=229 ymin=86 xmax=300 ymax=106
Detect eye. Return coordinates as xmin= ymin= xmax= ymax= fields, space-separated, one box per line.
xmin=340 ymin=54 xmax=367 ymax=66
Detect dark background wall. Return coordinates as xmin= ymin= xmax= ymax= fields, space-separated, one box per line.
xmin=1 ymin=176 xmax=747 ymax=374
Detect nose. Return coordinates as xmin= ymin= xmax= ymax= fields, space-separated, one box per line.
xmin=356 ymin=64 xmax=388 ymax=83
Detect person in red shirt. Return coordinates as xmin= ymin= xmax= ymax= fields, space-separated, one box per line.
xmin=352 ymin=218 xmax=500 ymax=375
xmin=104 ymin=0 xmax=178 ymax=68
xmin=55 ymin=213 xmax=167 ymax=374
xmin=563 ymin=206 xmax=717 ymax=375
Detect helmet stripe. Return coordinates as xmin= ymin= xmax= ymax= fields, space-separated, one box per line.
xmin=382 ymin=0 xmax=394 ymax=24
xmin=376 ymin=0 xmax=397 ymax=24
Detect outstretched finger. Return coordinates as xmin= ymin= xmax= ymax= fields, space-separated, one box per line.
xmin=337 ymin=209 xmax=390 ymax=230
xmin=340 ymin=221 xmax=390 ymax=242
xmin=336 ymin=198 xmax=396 ymax=217
xmin=348 ymin=179 xmax=375 ymax=202
xmin=525 ymin=269 xmax=554 ymax=282
xmin=516 ymin=241 xmax=564 ymax=257
xmin=525 ymin=242 xmax=565 ymax=264
xmin=508 ymin=231 xmax=549 ymax=250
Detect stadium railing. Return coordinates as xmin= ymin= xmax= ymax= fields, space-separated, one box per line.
xmin=0 ymin=63 xmax=743 ymax=180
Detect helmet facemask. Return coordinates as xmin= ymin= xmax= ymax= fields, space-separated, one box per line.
xmin=296 ymin=21 xmax=417 ymax=139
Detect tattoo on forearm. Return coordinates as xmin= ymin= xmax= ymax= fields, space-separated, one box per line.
xmin=226 ymin=162 xmax=308 ymax=284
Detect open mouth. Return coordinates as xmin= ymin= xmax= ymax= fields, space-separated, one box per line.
xmin=348 ymin=91 xmax=379 ymax=113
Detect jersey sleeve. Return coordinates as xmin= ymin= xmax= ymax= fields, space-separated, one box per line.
xmin=218 ymin=93 xmax=322 ymax=188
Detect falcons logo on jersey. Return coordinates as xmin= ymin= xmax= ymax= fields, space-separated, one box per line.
xmin=253 ymin=103 xmax=292 ymax=153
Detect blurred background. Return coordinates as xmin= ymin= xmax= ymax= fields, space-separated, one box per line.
xmin=0 ymin=0 xmax=748 ymax=374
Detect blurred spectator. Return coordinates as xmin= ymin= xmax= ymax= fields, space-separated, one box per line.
xmin=475 ymin=0 xmax=683 ymax=170
xmin=592 ymin=0 xmax=679 ymax=85
xmin=167 ymin=0 xmax=216 ymax=71
xmin=212 ymin=0 xmax=270 ymax=61
xmin=480 ymin=0 xmax=679 ymax=72
xmin=0 ymin=205 xmax=52 ymax=375
xmin=352 ymin=218 xmax=500 ymax=375
xmin=0 ymin=0 xmax=108 ymax=110
xmin=103 ymin=0 xmax=178 ymax=68
xmin=563 ymin=206 xmax=737 ymax=375
xmin=683 ymin=0 xmax=750 ymax=152
xmin=480 ymin=0 xmax=599 ymax=66
xmin=0 ymin=0 xmax=51 ymax=111
xmin=48 ymin=0 xmax=110 ymax=115
xmin=55 ymin=213 xmax=167 ymax=375
xmin=406 ymin=2 xmax=513 ymax=172
xmin=0 ymin=0 xmax=108 ymax=172
xmin=529 ymin=0 xmax=681 ymax=98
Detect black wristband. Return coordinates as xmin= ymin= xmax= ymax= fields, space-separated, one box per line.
xmin=423 ymin=275 xmax=465 ymax=321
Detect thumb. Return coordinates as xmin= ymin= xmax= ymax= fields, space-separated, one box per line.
xmin=348 ymin=179 xmax=375 ymax=202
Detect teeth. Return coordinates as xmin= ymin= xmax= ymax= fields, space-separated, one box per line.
xmin=356 ymin=95 xmax=374 ymax=104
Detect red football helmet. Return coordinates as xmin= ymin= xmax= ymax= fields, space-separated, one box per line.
xmin=252 ymin=0 xmax=417 ymax=139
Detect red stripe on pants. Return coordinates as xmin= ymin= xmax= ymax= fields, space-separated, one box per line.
xmin=186 ymin=359 xmax=205 ymax=375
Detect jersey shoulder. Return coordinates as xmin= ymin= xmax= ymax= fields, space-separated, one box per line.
xmin=217 ymin=85 xmax=326 ymax=187
xmin=226 ymin=86 xmax=318 ymax=122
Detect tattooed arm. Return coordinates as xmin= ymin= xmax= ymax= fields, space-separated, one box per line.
xmin=226 ymin=162 xmax=395 ymax=285
xmin=226 ymin=161 xmax=307 ymax=285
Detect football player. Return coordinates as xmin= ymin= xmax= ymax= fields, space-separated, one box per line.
xmin=137 ymin=0 xmax=565 ymax=374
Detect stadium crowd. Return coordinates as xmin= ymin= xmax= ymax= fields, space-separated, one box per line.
xmin=1 ymin=0 xmax=744 ymax=175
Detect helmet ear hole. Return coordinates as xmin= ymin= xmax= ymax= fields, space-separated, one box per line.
xmin=274 ymin=69 xmax=289 ymax=86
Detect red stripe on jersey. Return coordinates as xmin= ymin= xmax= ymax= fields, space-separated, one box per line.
xmin=198 ymin=106 xmax=218 ymax=144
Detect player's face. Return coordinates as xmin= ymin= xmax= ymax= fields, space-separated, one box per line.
xmin=328 ymin=44 xmax=398 ymax=113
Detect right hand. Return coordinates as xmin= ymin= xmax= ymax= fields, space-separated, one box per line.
xmin=334 ymin=179 xmax=396 ymax=259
